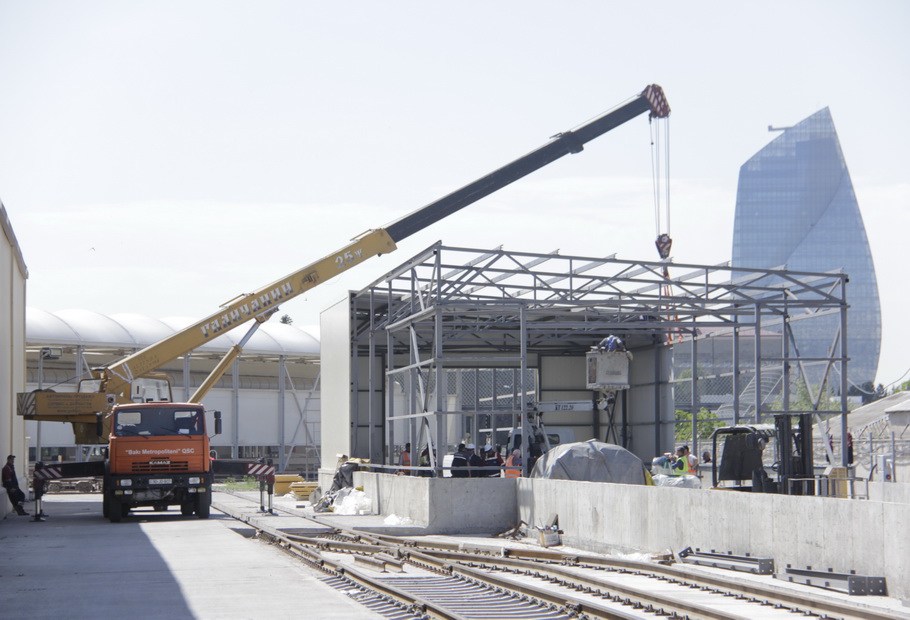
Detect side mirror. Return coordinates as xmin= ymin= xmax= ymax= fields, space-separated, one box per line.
xmin=96 ymin=413 xmax=104 ymax=438
xmin=213 ymin=410 xmax=222 ymax=436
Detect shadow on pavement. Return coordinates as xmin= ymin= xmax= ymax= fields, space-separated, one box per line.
xmin=0 ymin=495 xmax=197 ymax=619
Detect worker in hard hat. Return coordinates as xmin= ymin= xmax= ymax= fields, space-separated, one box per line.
xmin=482 ymin=445 xmax=500 ymax=477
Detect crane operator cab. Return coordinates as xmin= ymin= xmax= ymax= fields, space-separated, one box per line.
xmin=78 ymin=374 xmax=173 ymax=404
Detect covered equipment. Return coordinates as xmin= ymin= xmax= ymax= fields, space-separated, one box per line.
xmin=530 ymin=440 xmax=647 ymax=485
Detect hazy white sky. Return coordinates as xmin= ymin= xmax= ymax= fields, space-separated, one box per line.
xmin=1 ymin=2 xmax=908 ymax=386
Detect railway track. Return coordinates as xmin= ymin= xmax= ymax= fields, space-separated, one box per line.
xmin=215 ymin=494 xmax=905 ymax=620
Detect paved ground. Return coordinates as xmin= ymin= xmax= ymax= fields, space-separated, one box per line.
xmin=0 ymin=493 xmax=382 ymax=620
xmin=5 ymin=491 xmax=907 ymax=619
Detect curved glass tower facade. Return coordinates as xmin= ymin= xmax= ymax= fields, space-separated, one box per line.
xmin=732 ymin=107 xmax=880 ymax=388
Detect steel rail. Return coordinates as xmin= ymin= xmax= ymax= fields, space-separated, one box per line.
xmin=256 ymin=528 xmax=469 ymax=620
xmin=361 ymin=531 xmax=900 ymax=620
xmin=218 ymin=497 xmax=902 ymax=620
xmin=402 ymin=546 xmax=751 ymax=620
xmin=226 ymin=507 xmax=653 ymax=619
xmin=285 ymin=531 xmax=641 ymax=619
xmin=283 ymin=529 xmax=741 ymax=619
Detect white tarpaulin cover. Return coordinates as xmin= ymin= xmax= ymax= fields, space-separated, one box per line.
xmin=530 ymin=439 xmax=646 ymax=485
xmin=651 ymin=474 xmax=702 ymax=488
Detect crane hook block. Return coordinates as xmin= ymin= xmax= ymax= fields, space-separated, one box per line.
xmin=655 ymin=233 xmax=672 ymax=259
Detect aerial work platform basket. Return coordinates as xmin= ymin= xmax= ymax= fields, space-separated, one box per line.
xmin=585 ymin=350 xmax=630 ymax=391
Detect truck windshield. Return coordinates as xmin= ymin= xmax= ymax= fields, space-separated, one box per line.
xmin=114 ymin=408 xmax=204 ymax=437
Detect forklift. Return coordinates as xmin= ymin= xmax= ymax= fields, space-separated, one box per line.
xmin=710 ymin=413 xmax=815 ymax=494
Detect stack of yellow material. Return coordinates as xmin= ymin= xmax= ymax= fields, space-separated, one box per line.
xmin=289 ymin=481 xmax=319 ymax=500
xmin=273 ymin=474 xmax=303 ymax=495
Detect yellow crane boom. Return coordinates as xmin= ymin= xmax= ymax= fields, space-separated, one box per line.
xmin=19 ymin=85 xmax=670 ymax=444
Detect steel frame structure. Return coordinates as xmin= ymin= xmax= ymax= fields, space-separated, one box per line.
xmin=347 ymin=243 xmax=850 ymax=469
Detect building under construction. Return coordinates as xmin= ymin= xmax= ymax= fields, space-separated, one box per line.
xmin=320 ymin=242 xmax=852 ymax=470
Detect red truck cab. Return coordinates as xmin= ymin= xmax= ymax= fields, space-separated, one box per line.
xmin=105 ymin=402 xmax=217 ymax=522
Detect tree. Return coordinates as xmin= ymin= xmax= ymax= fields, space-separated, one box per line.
xmin=279 ymin=314 xmax=293 ymax=325
xmin=772 ymin=376 xmax=840 ymax=413
xmin=675 ymin=407 xmax=724 ymax=441
xmin=848 ymin=380 xmax=883 ymax=405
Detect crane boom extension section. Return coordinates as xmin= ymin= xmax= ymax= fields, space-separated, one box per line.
xmin=385 ymin=84 xmax=669 ymax=241
xmin=19 ymin=84 xmax=669 ymax=437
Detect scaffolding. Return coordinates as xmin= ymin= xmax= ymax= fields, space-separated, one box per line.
xmin=347 ymin=243 xmax=850 ymax=471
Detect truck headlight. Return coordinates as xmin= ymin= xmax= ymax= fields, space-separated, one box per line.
xmin=119 ymin=479 xmax=132 ymax=487
xmin=188 ymin=477 xmax=201 ymax=485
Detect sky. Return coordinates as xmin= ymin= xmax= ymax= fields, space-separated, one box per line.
xmin=1 ymin=1 xmax=908 ymax=387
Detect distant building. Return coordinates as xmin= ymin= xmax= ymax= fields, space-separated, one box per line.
xmin=732 ymin=107 xmax=881 ymax=390
xmin=1 ymin=199 xmax=29 ymax=519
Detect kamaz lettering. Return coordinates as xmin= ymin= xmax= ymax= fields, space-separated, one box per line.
xmin=200 ymin=283 xmax=294 ymax=338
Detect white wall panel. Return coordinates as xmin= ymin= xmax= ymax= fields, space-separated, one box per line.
xmin=319 ymin=296 xmax=353 ymax=469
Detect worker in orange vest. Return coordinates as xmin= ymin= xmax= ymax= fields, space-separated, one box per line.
xmin=681 ymin=445 xmax=698 ymax=475
xmin=504 ymin=449 xmax=522 ymax=478
xmin=398 ymin=442 xmax=411 ymax=475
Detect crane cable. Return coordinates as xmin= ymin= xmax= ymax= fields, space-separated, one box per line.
xmin=650 ymin=115 xmax=671 ymax=255
xmin=650 ymin=115 xmax=679 ymax=343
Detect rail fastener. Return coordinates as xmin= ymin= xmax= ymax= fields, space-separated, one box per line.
xmin=678 ymin=547 xmax=775 ymax=575
xmin=774 ymin=565 xmax=887 ymax=596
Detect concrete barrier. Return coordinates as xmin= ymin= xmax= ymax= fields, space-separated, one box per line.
xmin=329 ymin=472 xmax=909 ymax=602
xmin=520 ymin=478 xmax=910 ymax=603
xmin=868 ymin=481 xmax=910 ymax=505
xmin=355 ymin=472 xmax=518 ymax=535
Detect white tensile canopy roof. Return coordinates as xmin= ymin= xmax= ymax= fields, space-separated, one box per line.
xmin=26 ymin=307 xmax=320 ymax=358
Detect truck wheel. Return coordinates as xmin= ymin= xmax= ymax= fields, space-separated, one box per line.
xmin=180 ymin=502 xmax=194 ymax=516
xmin=195 ymin=493 xmax=211 ymax=519
xmin=102 ymin=495 xmax=110 ymax=518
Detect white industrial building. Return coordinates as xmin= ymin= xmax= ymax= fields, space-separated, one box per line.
xmin=1 ymin=200 xmax=28 ymax=515
xmin=23 ymin=309 xmax=322 ymax=475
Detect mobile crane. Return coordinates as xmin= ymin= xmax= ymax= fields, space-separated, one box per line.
xmin=19 ymin=84 xmax=669 ymax=522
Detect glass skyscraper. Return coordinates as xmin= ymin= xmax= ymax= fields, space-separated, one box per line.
xmin=732 ymin=107 xmax=881 ymax=389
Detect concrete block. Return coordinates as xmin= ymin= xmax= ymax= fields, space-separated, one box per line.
xmin=869 ymin=481 xmax=910 ymax=505
xmin=820 ymin=497 xmax=856 ymax=571
xmin=613 ymin=483 xmax=644 ymax=551
xmin=745 ymin=493 xmax=775 ymax=555
xmin=882 ymin=502 xmax=910 ymax=601
xmin=608 ymin=484 xmax=634 ymax=547
xmin=681 ymin=486 xmax=709 ymax=547
xmin=849 ymin=499 xmax=884 ymax=576
xmin=716 ymin=490 xmax=751 ymax=553
xmin=425 ymin=477 xmax=518 ymax=535
xmin=770 ymin=494 xmax=797 ymax=566
xmin=511 ymin=477 xmax=903 ymax=602
xmin=658 ymin=486 xmax=690 ymax=551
